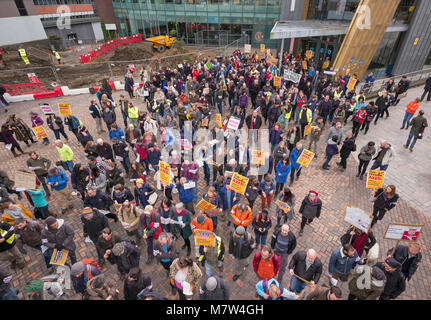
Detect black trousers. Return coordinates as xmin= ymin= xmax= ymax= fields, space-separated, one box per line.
xmin=371 ymin=206 xmax=386 ymax=227
xmin=276 ymin=182 xmax=284 ymax=195
xmin=300 ymin=216 xmax=314 ymax=231
xmin=358 ymin=159 xmax=370 ymax=176
xmin=340 ymin=155 xmax=349 ymax=169
xmin=352 ymin=121 xmax=361 ymax=137
xmin=421 ymin=89 xmax=431 ymax=101
xmin=360 ymin=120 xmax=371 ymax=134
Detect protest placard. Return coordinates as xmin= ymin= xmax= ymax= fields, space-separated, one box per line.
xmin=306 ymin=50 xmax=313 ymax=59
xmin=252 ymin=150 xmax=265 ymax=165
xmin=296 ymin=149 xmax=315 ymax=168
xmin=302 ymin=60 xmax=308 ymax=70
xmin=344 ymin=206 xmax=372 ymax=233
xmin=202 ymin=117 xmax=209 ymax=127
xmin=194 ymin=229 xmax=215 ymax=247
xmin=347 ymin=78 xmax=357 ymax=91
xmin=274 ymin=76 xmax=281 ymax=87
xmin=178 ymin=139 xmax=193 ymax=150
xmin=49 ymin=249 xmax=69 ymax=266
xmin=39 ymin=104 xmax=53 ymax=114
xmin=275 ymin=200 xmax=291 ymax=213
xmin=159 ymin=161 xmax=171 ymax=185
xmin=283 ymin=70 xmax=302 ymax=83
xmin=58 ymin=103 xmax=71 ymax=116
xmin=384 ymin=223 xmax=423 ymax=241
xmin=32 ymin=125 xmax=48 ymax=140
xmin=244 ymin=44 xmax=251 ymax=53
xmin=304 ymin=124 xmax=311 ymax=137
xmin=196 ymin=199 xmax=217 ymax=212
xmin=366 ymin=170 xmax=385 ymax=189
xmin=260 ymin=44 xmax=265 ymax=53
xmin=227 ymin=117 xmax=241 ymax=130
xmin=15 ymin=171 xmax=36 ymax=190
xmin=230 ymin=172 xmax=249 ymax=195
xmin=216 ymin=113 xmax=222 ymax=128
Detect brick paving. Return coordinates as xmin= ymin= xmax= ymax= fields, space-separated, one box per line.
xmin=0 ymin=87 xmax=430 ymax=300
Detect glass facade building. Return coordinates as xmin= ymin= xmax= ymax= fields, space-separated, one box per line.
xmin=112 ymin=0 xmax=281 ymax=48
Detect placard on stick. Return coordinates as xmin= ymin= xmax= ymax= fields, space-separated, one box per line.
xmin=366 ymin=170 xmax=385 ymax=189
xmin=384 ymin=223 xmax=423 ymax=241
xmin=275 ymin=200 xmax=291 ymax=213
xmin=227 ymin=117 xmax=241 ymax=131
xmin=32 ymin=125 xmax=48 ymax=140
xmin=229 ymin=172 xmax=249 ymax=195
xmin=49 ymin=249 xmax=69 ymax=266
xmin=296 ymin=149 xmax=315 ymax=168
xmin=194 ymin=229 xmax=215 ymax=247
xmin=251 ymin=150 xmax=265 ymax=165
xmin=15 ymin=171 xmax=36 ymax=190
xmin=159 ymin=161 xmax=171 ymax=185
xmin=58 ymin=103 xmax=71 ymax=116
xmin=196 ymin=199 xmax=216 ymax=212
xmin=344 ymin=206 xmax=372 ymax=233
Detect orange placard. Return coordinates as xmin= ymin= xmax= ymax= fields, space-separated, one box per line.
xmin=159 ymin=161 xmax=171 ymax=185
xmin=32 ymin=125 xmax=48 ymax=139
xmin=260 ymin=44 xmax=265 ymax=53
xmin=306 ymin=50 xmax=313 ymax=59
xmin=347 ymin=78 xmax=357 ymax=91
xmin=216 ymin=113 xmax=222 ymax=128
xmin=366 ymin=170 xmax=385 ymax=189
xmin=274 ymin=76 xmax=281 ymax=87
xmin=302 ymin=60 xmax=307 ymax=70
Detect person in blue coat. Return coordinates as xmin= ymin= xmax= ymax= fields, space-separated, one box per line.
xmin=256 ymin=278 xmax=300 ymax=300
xmin=47 ymin=167 xmax=71 ymax=215
xmin=328 ymin=243 xmax=364 ymax=283
xmin=322 ymin=136 xmax=339 ymax=170
xmin=289 ymin=142 xmax=303 ymax=186
xmin=176 ymin=177 xmax=195 ymax=215
xmin=275 ymin=156 xmax=291 ymax=195
xmin=269 ymin=123 xmax=283 ymax=153
xmin=108 ymin=123 xmax=125 ymax=142
xmin=125 ymin=73 xmax=135 ymax=99
xmin=218 ymin=177 xmax=240 ymax=226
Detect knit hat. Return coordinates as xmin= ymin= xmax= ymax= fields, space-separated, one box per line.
xmin=196 ymin=214 xmax=206 ymax=225
xmin=235 ymin=226 xmax=246 ymax=235
xmin=112 ymin=243 xmax=125 ymax=256
xmin=71 ymin=262 xmax=85 ymax=276
xmin=144 ymin=205 xmax=153 ymax=215
xmin=308 ymin=190 xmax=318 ymax=197
xmin=136 ymin=178 xmax=145 ymax=185
xmin=372 ymin=266 xmax=387 ymax=281
xmin=206 ymin=277 xmax=218 ymax=291
xmin=45 ymin=216 xmax=57 ymax=226
xmin=385 ymin=257 xmax=401 ymax=269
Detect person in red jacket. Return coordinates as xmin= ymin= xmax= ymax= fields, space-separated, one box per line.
xmin=352 ymin=106 xmax=367 ymax=138
xmin=253 ymin=245 xmax=280 ymax=280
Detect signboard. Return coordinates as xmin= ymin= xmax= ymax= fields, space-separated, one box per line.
xmin=384 ymin=223 xmax=423 ymax=241
xmin=39 ymin=103 xmax=53 ymax=114
xmin=27 ymin=73 xmax=38 ymax=83
xmin=49 ymin=249 xmax=69 ymax=266
xmin=302 ymin=60 xmax=308 ymax=70
xmin=323 ymin=70 xmax=337 ymax=75
xmin=216 ymin=113 xmax=222 ymax=128
xmin=413 ymin=38 xmax=419 ymax=46
xmin=105 ymin=24 xmax=117 ymax=31
xmin=194 ymin=229 xmax=215 ymax=247
xmin=32 ymin=125 xmax=48 ymax=140
xmin=283 ymin=70 xmax=302 ymax=84
xmin=366 ymin=170 xmax=385 ymax=189
xmin=15 ymin=171 xmax=36 ymax=190
xmin=229 ymin=172 xmax=249 ymax=195
xmin=251 ymin=149 xmax=265 ymax=165
xmin=344 ymin=206 xmax=372 ymax=233
xmin=322 ymin=61 xmax=330 ymax=69
xmin=304 ymin=124 xmax=311 ymax=137
xmin=275 ymin=200 xmax=291 ymax=213
xmin=296 ymin=149 xmax=315 ymax=168
xmin=274 ymin=76 xmax=281 ymax=87
xmin=196 ymin=199 xmax=216 ymax=212
xmin=201 ymin=117 xmax=209 ymax=127
xmin=227 ymin=117 xmax=241 ymax=131
xmin=346 ymin=78 xmax=357 ymax=91
xmin=260 ymin=44 xmax=265 ymax=53
xmin=58 ymin=103 xmax=71 ymax=116
xmin=306 ymin=50 xmax=313 ymax=59
xmin=244 ymin=44 xmax=251 ymax=53
xmin=159 ymin=161 xmax=171 ymax=185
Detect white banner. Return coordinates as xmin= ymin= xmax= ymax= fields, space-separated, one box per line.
xmin=283 ymin=69 xmax=302 ymax=83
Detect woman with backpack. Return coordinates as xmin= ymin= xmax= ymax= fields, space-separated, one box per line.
xmin=64 ymin=115 xmax=81 ymax=138
xmin=47 ymin=113 xmax=68 ymax=141
xmin=252 ymin=210 xmax=272 ymax=250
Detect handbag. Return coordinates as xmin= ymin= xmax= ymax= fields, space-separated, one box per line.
xmin=147 ymin=192 xmax=158 ymax=205
xmin=416 ymin=125 xmax=425 ymax=139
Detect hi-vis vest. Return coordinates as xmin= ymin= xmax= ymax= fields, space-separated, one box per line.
xmin=18 ymin=49 xmax=30 ymax=64
xmin=128 ymin=106 xmax=139 ymax=119
xmin=0 ymin=228 xmax=15 ymax=244
xmin=198 ymin=235 xmax=223 ymax=262
xmin=299 ymin=108 xmax=312 ymax=123
xmin=53 ymin=51 xmax=61 ymax=59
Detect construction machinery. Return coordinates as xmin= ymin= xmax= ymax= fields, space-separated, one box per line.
xmin=145 ymin=35 xmax=176 ymax=52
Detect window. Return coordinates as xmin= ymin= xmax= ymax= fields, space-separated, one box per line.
xmin=15 ymin=0 xmax=28 ymax=16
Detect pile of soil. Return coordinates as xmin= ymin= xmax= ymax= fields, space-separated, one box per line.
xmin=94 ymin=41 xmax=154 ymax=62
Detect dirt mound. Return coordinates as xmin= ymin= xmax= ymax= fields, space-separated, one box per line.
xmin=92 ymin=41 xmax=154 ymax=63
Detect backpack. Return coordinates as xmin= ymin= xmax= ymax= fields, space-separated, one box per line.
xmin=81 ymin=258 xmax=102 ymax=280
xmin=142 ymin=211 xmax=162 ymax=240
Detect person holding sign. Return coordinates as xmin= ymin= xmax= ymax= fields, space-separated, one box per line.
xmin=356 ymin=141 xmax=376 ymax=180
xmin=374 ymin=258 xmax=406 ymax=300
xmin=386 ymin=243 xmax=422 ymax=281
xmin=42 ymin=217 xmax=77 ymax=265
xmin=198 ymin=234 xmax=225 ymax=277
xmin=298 ymin=190 xmax=322 ymax=236
xmin=191 ymin=213 xmax=213 ymax=260
xmin=370 ymin=186 xmax=398 ymax=228
xmin=328 ymin=243 xmax=363 ymax=284
xmin=275 ymin=187 xmax=296 ymax=226
xmin=340 ymin=226 xmax=376 ymax=258
xmin=288 ymin=249 xmax=323 ymax=294
xmin=202 ymin=187 xmax=223 ymax=232
xmin=171 ymin=203 xmax=193 ymax=257
xmin=275 ymin=156 xmax=291 ymax=195
xmin=289 ymin=142 xmax=304 ymax=186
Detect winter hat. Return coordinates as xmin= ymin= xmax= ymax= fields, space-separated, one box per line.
xmin=235 ymin=226 xmax=246 ymax=236
xmin=112 ymin=243 xmax=125 ymax=256
xmin=71 ymin=262 xmax=85 ymax=276
xmin=372 ymin=266 xmax=387 ymax=281
xmin=136 ymin=178 xmax=145 ymax=185
xmin=144 ymin=205 xmax=153 ymax=215
xmin=308 ymin=190 xmax=318 ymax=197
xmin=196 ymin=214 xmax=206 ymax=225
xmin=385 ymin=257 xmax=401 ymax=269
xmin=45 ymin=216 xmax=57 ymax=226
xmin=206 ymin=277 xmax=218 ymax=291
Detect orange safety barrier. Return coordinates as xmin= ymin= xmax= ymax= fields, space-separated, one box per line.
xmin=79 ymin=34 xmax=143 ymax=64
xmin=2 ymin=82 xmax=48 ymax=96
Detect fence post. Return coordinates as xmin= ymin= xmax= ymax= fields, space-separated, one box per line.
xmin=107 ymin=63 xmax=114 ymax=79
xmin=51 ymin=67 xmax=61 ymax=84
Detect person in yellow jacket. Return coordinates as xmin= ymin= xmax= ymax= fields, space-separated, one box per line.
xmin=0 ymin=202 xmax=33 ymax=226
xmin=298 ymin=104 xmax=313 ymax=139
xmin=0 ymin=221 xmax=26 ymax=269
xmin=52 ymin=50 xmax=61 ymax=64
xmin=18 ymin=48 xmax=30 ymax=64
xmin=127 ymin=103 xmax=139 ymax=129
xmin=54 ymin=140 xmax=74 ymax=174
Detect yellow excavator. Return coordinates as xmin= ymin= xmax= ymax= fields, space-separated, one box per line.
xmin=145 ymin=35 xmax=176 ymax=52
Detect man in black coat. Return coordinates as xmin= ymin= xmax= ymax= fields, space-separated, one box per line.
xmin=245 ymin=109 xmax=262 ymax=129
xmin=123 ymin=267 xmax=152 ymax=300
xmin=288 ymin=249 xmax=323 ymax=293
xmin=84 ymin=186 xmax=118 ymax=222
xmin=199 ymin=275 xmax=230 ymax=300
xmin=387 ymin=243 xmax=422 ymax=281
xmin=271 ymin=223 xmax=297 ymax=284
xmin=81 ymin=207 xmax=110 ymax=265
xmin=96 ymin=138 xmax=114 ymax=161
xmin=337 ymin=131 xmax=356 ymax=171
xmin=229 ymin=226 xmax=255 ymax=281
xmin=420 ymin=76 xmax=431 ymax=102
xmin=375 ymin=257 xmax=406 ymax=300
xmin=111 ymin=241 xmax=141 ymax=278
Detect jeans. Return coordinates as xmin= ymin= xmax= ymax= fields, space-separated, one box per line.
xmin=308 ymin=139 xmax=318 ymax=154
xmin=294 ymin=108 xmax=301 ymax=124
xmin=402 ymin=112 xmax=414 ymax=129
xmin=0 ymin=95 xmax=9 ymax=106
xmin=290 ymin=166 xmax=302 ymax=183
xmin=36 ymin=174 xmax=51 ymax=197
xmin=205 ymin=260 xmax=223 ymax=277
xmin=203 ymin=162 xmax=210 ymax=184
xmin=121 ymin=156 xmax=131 ymax=173
xmin=370 ymin=161 xmax=388 ymax=171
xmin=0 ymin=288 xmax=19 ymax=300
xmin=358 ymin=159 xmax=370 ymax=176
xmin=254 ymin=233 xmax=268 ymax=246
xmin=289 ymin=275 xmax=307 ymax=294
xmin=61 ymin=160 xmax=74 ymax=174
xmin=53 ymin=128 xmax=68 ymax=140
xmin=0 ymin=100 xmax=7 ymax=111
xmin=121 ymin=112 xmax=128 ymax=128
xmin=217 ymin=102 xmax=223 ymax=115
xmin=405 ymin=132 xmax=418 ymax=149
xmin=32 ymin=244 xmax=52 ymax=268
xmin=322 ymin=154 xmax=334 ymax=169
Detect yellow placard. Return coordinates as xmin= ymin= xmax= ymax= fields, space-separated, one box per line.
xmin=58 ymin=103 xmax=71 ymax=116
xmin=366 ymin=170 xmax=385 ymax=189
xmin=304 ymin=124 xmax=311 ymax=137
xmin=252 ymin=150 xmax=265 ymax=165
xmin=260 ymin=44 xmax=265 ymax=53
xmin=194 ymin=229 xmax=215 ymax=247
xmin=274 ymin=76 xmax=281 ymax=87
xmin=322 ymin=61 xmax=330 ymax=69
xmin=171 ymin=167 xmax=178 ymax=177
xmin=216 ymin=113 xmax=222 ymax=128
xmin=159 ymin=160 xmax=171 ymax=185
xmin=347 ymin=78 xmax=357 ymax=91
xmin=302 ymin=60 xmax=307 ymax=70
xmin=202 ymin=117 xmax=209 ymax=127
xmin=229 ymin=172 xmax=249 ymax=195
xmin=196 ymin=199 xmax=217 ymax=212
xmin=296 ymin=149 xmax=315 ymax=168
xmin=49 ymin=249 xmax=69 ymax=266
xmin=275 ymin=200 xmax=291 ymax=213
xmin=32 ymin=125 xmax=48 ymax=139
xmin=306 ymin=50 xmax=313 ymax=59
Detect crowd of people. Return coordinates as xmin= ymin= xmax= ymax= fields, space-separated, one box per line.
xmin=0 ymin=49 xmax=427 ymax=301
